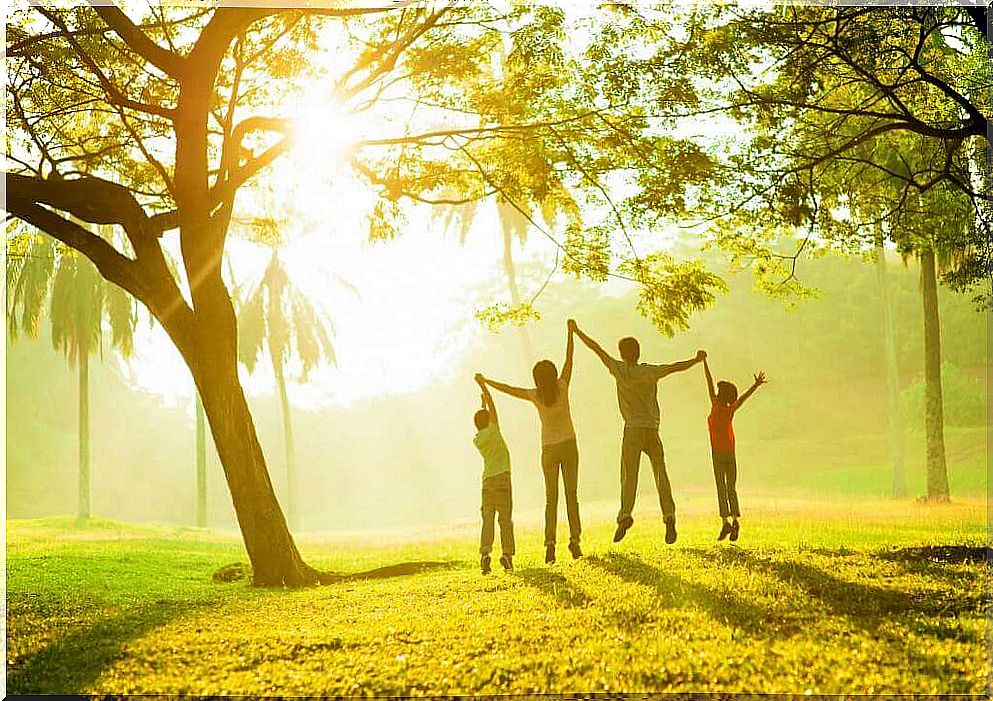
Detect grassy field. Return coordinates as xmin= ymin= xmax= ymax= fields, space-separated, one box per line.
xmin=6 ymin=495 xmax=988 ymax=695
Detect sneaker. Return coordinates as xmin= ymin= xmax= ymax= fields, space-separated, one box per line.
xmin=499 ymin=555 xmax=513 ymax=571
xmin=613 ymin=517 xmax=634 ymax=543
xmin=717 ymin=521 xmax=733 ymax=541
xmin=664 ymin=518 xmax=677 ymax=545
xmin=545 ymin=545 xmax=556 ymax=564
xmin=729 ymin=521 xmax=740 ymax=542
xmin=568 ymin=542 xmax=583 ymax=560
xmin=481 ymin=555 xmax=491 ymax=574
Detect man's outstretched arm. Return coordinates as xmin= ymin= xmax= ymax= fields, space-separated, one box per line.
xmin=475 ymin=374 xmax=498 ymax=424
xmin=570 ymin=319 xmax=614 ymax=369
xmin=658 ymin=350 xmax=707 ymax=378
xmin=733 ymin=372 xmax=767 ymax=411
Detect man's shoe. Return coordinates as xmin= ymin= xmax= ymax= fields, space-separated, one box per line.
xmin=499 ymin=555 xmax=513 ymax=571
xmin=717 ymin=521 xmax=733 ymax=541
xmin=481 ymin=555 xmax=491 ymax=574
xmin=729 ymin=521 xmax=740 ymax=542
xmin=568 ymin=542 xmax=583 ymax=560
xmin=665 ymin=519 xmax=677 ymax=545
xmin=613 ymin=517 xmax=634 ymax=543
xmin=545 ymin=545 xmax=556 ymax=564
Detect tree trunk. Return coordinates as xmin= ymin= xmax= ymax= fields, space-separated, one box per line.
xmin=874 ymin=238 xmax=905 ymax=498
xmin=273 ymin=363 xmax=298 ymax=531
xmin=500 ymin=209 xmax=534 ymax=369
xmin=77 ymin=351 xmax=90 ymax=523
xmin=196 ymin=391 xmax=207 ymax=528
xmin=187 ymin=331 xmax=322 ymax=586
xmin=919 ymin=248 xmax=950 ymax=501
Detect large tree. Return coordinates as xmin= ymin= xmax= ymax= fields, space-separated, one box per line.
xmin=5 ymin=5 xmax=723 ymax=585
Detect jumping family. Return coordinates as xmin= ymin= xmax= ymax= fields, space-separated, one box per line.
xmin=471 ymin=319 xmax=766 ymax=574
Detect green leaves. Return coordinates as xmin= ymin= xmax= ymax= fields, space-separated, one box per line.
xmin=475 ymin=301 xmax=541 ymax=331
xmin=619 ymin=253 xmax=727 ymax=337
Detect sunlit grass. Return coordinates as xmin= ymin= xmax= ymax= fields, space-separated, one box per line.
xmin=6 ymin=496 xmax=986 ymax=694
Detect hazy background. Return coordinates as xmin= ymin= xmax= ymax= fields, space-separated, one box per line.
xmin=6 ymin=246 xmax=988 ymax=532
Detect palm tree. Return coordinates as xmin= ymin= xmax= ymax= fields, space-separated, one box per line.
xmin=237 ymin=249 xmax=338 ymax=530
xmin=7 ymin=231 xmax=136 ymax=522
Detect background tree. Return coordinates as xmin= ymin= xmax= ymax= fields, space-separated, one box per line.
xmin=237 ymin=242 xmax=339 ymax=531
xmin=5 ymin=5 xmax=725 ymax=585
xmin=669 ymin=5 xmax=989 ymax=499
xmin=7 ymin=231 xmax=137 ymax=522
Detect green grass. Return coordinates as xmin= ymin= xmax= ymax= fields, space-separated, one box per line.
xmin=6 ymin=496 xmax=988 ymax=695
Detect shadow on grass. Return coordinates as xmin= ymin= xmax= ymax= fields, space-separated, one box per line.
xmin=687 ymin=548 xmax=983 ymax=651
xmin=7 ymin=600 xmax=205 ymax=694
xmin=585 ymin=552 xmax=775 ymax=637
xmin=515 ymin=568 xmax=592 ymax=608
xmin=214 ymin=560 xmax=460 ymax=585
xmin=334 ymin=560 xmax=459 ymax=582
xmin=716 ymin=549 xmax=983 ymax=622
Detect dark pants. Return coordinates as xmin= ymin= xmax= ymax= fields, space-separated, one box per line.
xmin=712 ymin=450 xmax=740 ymax=518
xmin=541 ymin=438 xmax=581 ymax=547
xmin=618 ymin=427 xmax=675 ymax=524
xmin=480 ymin=472 xmax=514 ymax=556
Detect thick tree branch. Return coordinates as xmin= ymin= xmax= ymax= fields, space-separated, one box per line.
xmin=87 ymin=2 xmax=186 ymax=78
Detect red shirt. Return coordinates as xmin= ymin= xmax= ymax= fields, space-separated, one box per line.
xmin=708 ymin=401 xmax=736 ymax=454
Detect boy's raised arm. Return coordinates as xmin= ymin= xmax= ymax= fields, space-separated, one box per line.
xmin=703 ymin=355 xmax=717 ymax=402
xmin=570 ymin=320 xmax=614 ymax=369
xmin=560 ymin=322 xmax=576 ymax=384
xmin=733 ymin=372 xmax=767 ymax=410
xmin=475 ymin=374 xmax=498 ymax=424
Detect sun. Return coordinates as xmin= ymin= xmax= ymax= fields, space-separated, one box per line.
xmin=289 ymin=88 xmax=360 ymax=168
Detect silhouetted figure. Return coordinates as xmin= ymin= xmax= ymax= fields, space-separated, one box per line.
xmin=571 ymin=319 xmax=704 ymax=545
xmin=473 ymin=377 xmax=514 ymax=574
xmin=703 ymin=355 xmax=766 ymax=542
xmin=478 ymin=322 xmax=582 ymax=564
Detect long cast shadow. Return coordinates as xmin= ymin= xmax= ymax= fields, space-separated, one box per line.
xmin=515 ymin=568 xmax=592 ymax=609
xmin=585 ymin=552 xmax=775 ymax=637
xmin=7 ymin=599 xmax=206 ymax=694
xmin=683 ymin=548 xmax=982 ymax=681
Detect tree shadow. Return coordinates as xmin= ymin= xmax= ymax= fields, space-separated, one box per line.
xmin=333 ymin=560 xmax=459 ymax=582
xmin=684 ymin=548 xmax=982 ymax=679
xmin=716 ymin=549 xmax=983 ymax=624
xmin=876 ymin=545 xmax=989 ymax=588
xmin=214 ymin=560 xmax=460 ymax=585
xmin=585 ymin=552 xmax=776 ymax=637
xmin=515 ymin=568 xmax=592 ymax=609
xmin=7 ymin=599 xmax=206 ymax=694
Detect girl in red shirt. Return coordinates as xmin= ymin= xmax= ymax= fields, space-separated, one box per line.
xmin=703 ymin=354 xmax=766 ymax=542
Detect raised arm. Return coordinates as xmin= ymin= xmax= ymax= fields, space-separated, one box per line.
xmin=560 ymin=323 xmax=576 ymax=384
xmin=570 ymin=320 xmax=614 ymax=369
xmin=702 ymin=355 xmax=717 ymax=402
xmin=733 ymin=372 xmax=767 ymax=411
xmin=658 ymin=350 xmax=707 ymax=378
xmin=480 ymin=375 xmax=532 ymax=401
xmin=475 ymin=374 xmax=498 ymax=424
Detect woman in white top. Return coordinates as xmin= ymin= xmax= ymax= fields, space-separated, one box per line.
xmin=478 ymin=321 xmax=581 ymax=564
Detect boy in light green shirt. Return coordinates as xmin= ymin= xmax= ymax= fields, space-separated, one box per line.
xmin=473 ymin=374 xmax=514 ymax=574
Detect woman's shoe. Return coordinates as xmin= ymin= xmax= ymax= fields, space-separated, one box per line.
xmin=545 ymin=545 xmax=556 ymax=564
xmin=717 ymin=521 xmax=733 ymax=541
xmin=568 ymin=542 xmax=583 ymax=560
